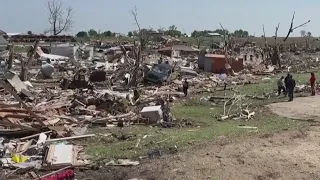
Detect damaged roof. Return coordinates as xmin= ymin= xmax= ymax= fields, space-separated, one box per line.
xmin=0 ymin=29 xmax=6 ymax=35
xmin=0 ymin=35 xmax=8 ymax=45
xmin=158 ymin=45 xmax=200 ymax=52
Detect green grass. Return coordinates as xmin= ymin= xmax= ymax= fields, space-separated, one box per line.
xmin=85 ymin=72 xmax=314 ymax=162
xmin=86 ymin=103 xmax=306 ymax=161
xmin=13 ymin=46 xmax=27 ymax=53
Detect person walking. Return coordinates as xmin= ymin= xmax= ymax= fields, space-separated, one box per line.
xmin=284 ymin=73 xmax=290 ymax=96
xmin=310 ymin=72 xmax=316 ymax=96
xmin=182 ymin=78 xmax=189 ymax=97
xmin=287 ymin=75 xmax=296 ymax=101
xmin=277 ymin=76 xmax=286 ymax=95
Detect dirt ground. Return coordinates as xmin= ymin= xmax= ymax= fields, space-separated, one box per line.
xmin=77 ymin=127 xmax=320 ymax=180
xmin=268 ymin=95 xmax=320 ymax=120
xmin=76 ymin=97 xmax=320 ymax=180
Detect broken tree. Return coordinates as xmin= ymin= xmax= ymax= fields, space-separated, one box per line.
xmin=20 ymin=40 xmax=39 ymax=81
xmin=263 ymin=12 xmax=310 ymax=68
xmin=128 ymin=6 xmax=151 ymax=87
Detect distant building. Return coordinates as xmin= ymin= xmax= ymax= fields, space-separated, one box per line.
xmin=6 ymin=33 xmax=22 ymax=37
xmin=8 ymin=34 xmax=77 ymax=43
xmin=198 ymin=53 xmax=244 ymax=73
xmin=208 ymin=32 xmax=222 ymax=37
xmin=158 ymin=44 xmax=200 ymax=57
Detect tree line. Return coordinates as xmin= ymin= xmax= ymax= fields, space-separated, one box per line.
xmin=76 ymin=29 xmax=116 ymax=38
xmin=43 ymin=0 xmax=251 ymax=39
xmin=191 ymin=29 xmax=249 ymax=37
xmin=76 ymin=26 xmax=251 ymax=38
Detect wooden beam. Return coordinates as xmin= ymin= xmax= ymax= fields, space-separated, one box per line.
xmin=0 ymin=80 xmax=45 ymax=126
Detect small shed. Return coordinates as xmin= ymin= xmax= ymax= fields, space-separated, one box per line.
xmin=198 ymin=54 xmax=244 ymax=73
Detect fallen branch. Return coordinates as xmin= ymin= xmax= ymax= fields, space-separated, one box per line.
xmin=45 ymin=134 xmax=95 ymax=143
xmin=0 ymin=80 xmax=45 ymax=127
xmin=90 ymin=112 xmax=134 ymax=123
xmin=135 ymin=138 xmax=141 ymax=148
xmin=19 ymin=130 xmax=52 ymax=141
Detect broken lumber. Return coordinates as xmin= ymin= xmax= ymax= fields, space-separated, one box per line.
xmin=45 ymin=134 xmax=95 ymax=143
xmin=0 ymin=119 xmax=39 ymax=131
xmin=0 ymin=108 xmax=43 ymax=113
xmin=19 ymin=130 xmax=52 ymax=141
xmin=90 ymin=112 xmax=134 ymax=122
xmin=53 ymin=115 xmax=78 ymax=123
xmin=0 ymin=80 xmax=45 ymax=126
xmin=4 ymin=114 xmax=37 ymax=119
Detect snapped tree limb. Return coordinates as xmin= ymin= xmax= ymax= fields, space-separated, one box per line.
xmin=284 ymin=12 xmax=310 ymax=42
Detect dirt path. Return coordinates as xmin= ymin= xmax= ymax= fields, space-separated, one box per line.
xmin=78 ymin=127 xmax=320 ymax=180
xmin=268 ymin=96 xmax=320 ymax=120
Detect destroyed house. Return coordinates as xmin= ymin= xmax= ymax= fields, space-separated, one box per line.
xmin=0 ymin=29 xmax=6 ymax=36
xmin=198 ymin=54 xmax=244 ymax=73
xmin=158 ymin=45 xmax=200 ymax=57
xmin=0 ymin=35 xmax=8 ymax=51
xmin=8 ymin=34 xmax=77 ymax=43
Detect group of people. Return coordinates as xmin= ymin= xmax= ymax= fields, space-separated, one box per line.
xmin=183 ymin=72 xmax=317 ymax=100
xmin=277 ymin=72 xmax=316 ymax=101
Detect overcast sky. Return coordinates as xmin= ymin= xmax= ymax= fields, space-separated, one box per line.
xmin=0 ymin=0 xmax=317 ymax=37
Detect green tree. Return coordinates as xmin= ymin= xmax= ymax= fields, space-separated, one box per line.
xmin=233 ymin=29 xmax=249 ymax=37
xmin=76 ymin=31 xmax=88 ymax=37
xmin=128 ymin=31 xmax=133 ymax=37
xmin=166 ymin=25 xmax=182 ymax=37
xmin=168 ymin=25 xmax=177 ymax=30
xmin=132 ymin=30 xmax=139 ymax=36
xmin=191 ymin=30 xmax=200 ymax=37
xmin=300 ymin=30 xmax=306 ymax=37
xmin=88 ymin=29 xmax=98 ymax=37
xmin=158 ymin=27 xmax=165 ymax=33
xmin=27 ymin=31 xmax=32 ymax=35
xmin=102 ymin=31 xmax=112 ymax=37
xmin=307 ymin=31 xmax=312 ymax=37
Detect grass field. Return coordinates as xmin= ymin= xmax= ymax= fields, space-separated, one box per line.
xmin=84 ymin=72 xmax=315 ymax=162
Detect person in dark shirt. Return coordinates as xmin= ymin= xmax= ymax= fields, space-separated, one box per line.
xmin=182 ymin=78 xmax=189 ymax=97
xmin=287 ymin=75 xmax=296 ymax=101
xmin=284 ymin=73 xmax=290 ymax=96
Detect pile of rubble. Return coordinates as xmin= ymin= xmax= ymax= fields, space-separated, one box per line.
xmin=0 ymin=38 xmax=273 ymax=179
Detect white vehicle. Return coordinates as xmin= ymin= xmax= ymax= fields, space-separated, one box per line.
xmin=37 ymin=47 xmax=68 ymax=65
xmin=41 ymin=58 xmax=66 ymax=65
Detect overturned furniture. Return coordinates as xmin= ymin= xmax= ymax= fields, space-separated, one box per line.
xmin=140 ymin=105 xmax=163 ymax=123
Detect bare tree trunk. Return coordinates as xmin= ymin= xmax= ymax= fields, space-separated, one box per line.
xmin=7 ymin=44 xmax=14 ymax=70
xmin=196 ymin=37 xmax=202 ymax=49
xmin=271 ymin=46 xmax=281 ymax=67
xmin=129 ymin=47 xmax=141 ymax=87
xmin=20 ymin=41 xmax=39 ymax=81
xmin=128 ymin=6 xmax=148 ymax=87
xmin=46 ymin=0 xmax=73 ymax=35
xmin=284 ymin=12 xmax=310 ymax=42
xmin=274 ymin=23 xmax=281 ymax=68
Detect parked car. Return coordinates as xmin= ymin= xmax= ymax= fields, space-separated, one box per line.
xmin=144 ymin=63 xmax=173 ymax=85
